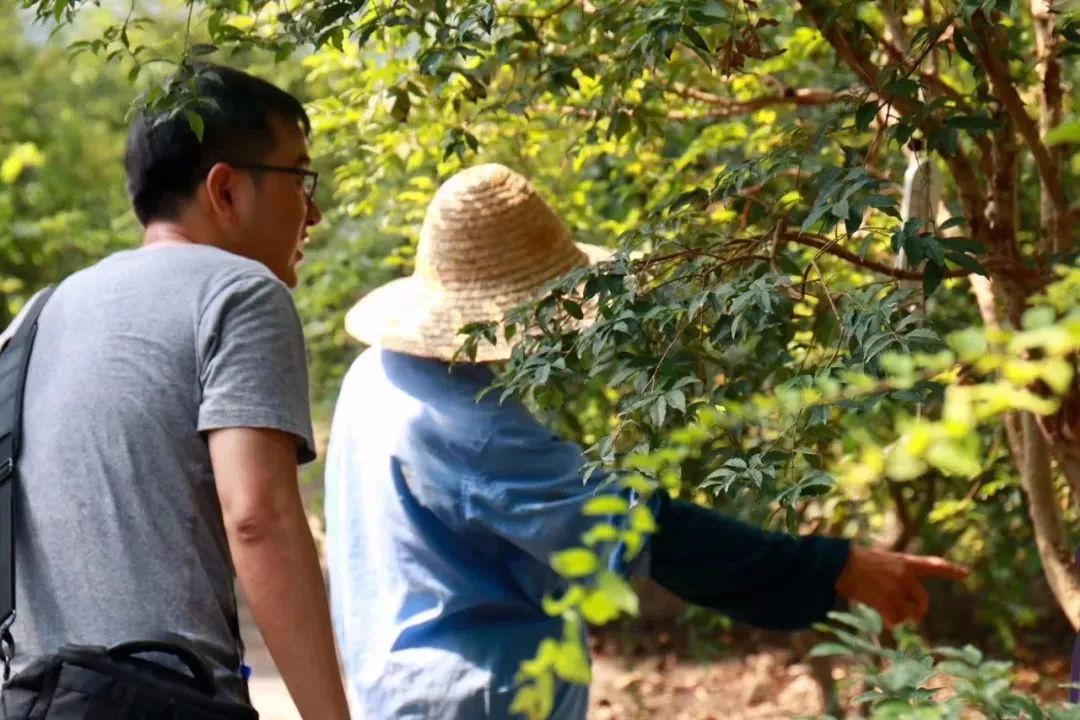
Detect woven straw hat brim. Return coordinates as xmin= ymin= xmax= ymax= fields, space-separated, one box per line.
xmin=346 ymin=241 xmax=611 ymax=362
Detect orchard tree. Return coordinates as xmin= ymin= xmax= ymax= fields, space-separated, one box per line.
xmin=15 ymin=0 xmax=1080 ymax=715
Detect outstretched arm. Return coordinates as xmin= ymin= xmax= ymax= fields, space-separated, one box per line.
xmin=649 ymin=496 xmax=967 ymax=630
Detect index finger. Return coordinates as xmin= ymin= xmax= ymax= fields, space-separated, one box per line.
xmin=903 ymin=555 xmax=970 ymax=580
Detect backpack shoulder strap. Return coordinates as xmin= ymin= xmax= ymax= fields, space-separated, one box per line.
xmin=0 ymin=287 xmax=55 ymax=679
xmin=0 ymin=288 xmax=55 ymax=481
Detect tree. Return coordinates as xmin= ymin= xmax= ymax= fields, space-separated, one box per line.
xmin=0 ymin=3 xmax=140 ymax=326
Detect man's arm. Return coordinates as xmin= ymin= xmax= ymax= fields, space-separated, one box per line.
xmin=649 ymin=496 xmax=851 ymax=630
xmin=649 ymin=496 xmax=968 ymax=630
xmin=209 ymin=427 xmax=349 ymax=720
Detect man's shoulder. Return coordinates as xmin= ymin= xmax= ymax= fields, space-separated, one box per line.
xmin=63 ymin=246 xmax=284 ymax=311
xmin=149 ymin=245 xmax=283 ymax=292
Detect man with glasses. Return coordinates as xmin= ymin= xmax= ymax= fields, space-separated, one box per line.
xmin=2 ymin=64 xmax=349 ymax=718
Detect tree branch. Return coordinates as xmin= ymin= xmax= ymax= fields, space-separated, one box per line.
xmin=782 ymin=232 xmax=969 ymax=280
xmin=970 ymin=12 xmax=1066 ymax=227
xmin=536 ymin=87 xmax=846 ymax=124
xmin=887 ymin=479 xmax=916 ymax=552
xmin=665 ymin=87 xmax=845 ymax=120
xmin=1030 ymin=0 xmax=1070 ymax=257
xmin=797 ymin=0 xmax=988 ymax=244
xmin=866 ymin=23 xmax=970 ymax=108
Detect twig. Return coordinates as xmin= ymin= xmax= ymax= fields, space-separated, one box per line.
xmin=784 ymin=231 xmax=969 ymax=281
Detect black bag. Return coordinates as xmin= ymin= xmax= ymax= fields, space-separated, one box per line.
xmin=0 ymin=290 xmax=258 ymax=720
xmin=1 ymin=639 xmax=258 ymax=720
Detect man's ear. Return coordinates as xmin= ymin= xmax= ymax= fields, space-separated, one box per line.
xmin=204 ymin=163 xmax=238 ymax=221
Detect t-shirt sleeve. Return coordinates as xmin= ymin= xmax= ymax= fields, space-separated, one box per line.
xmin=196 ymin=274 xmax=316 ymax=464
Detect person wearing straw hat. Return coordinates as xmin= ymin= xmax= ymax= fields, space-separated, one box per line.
xmin=324 ymin=163 xmax=969 ymax=719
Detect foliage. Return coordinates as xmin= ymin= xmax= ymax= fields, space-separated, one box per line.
xmin=12 ymin=0 xmax=1080 ymax=717
xmin=812 ymin=604 xmax=1080 ymax=719
xmin=0 ymin=4 xmax=138 ymax=327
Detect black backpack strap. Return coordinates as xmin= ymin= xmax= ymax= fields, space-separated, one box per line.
xmin=0 ymin=288 xmax=55 ymax=679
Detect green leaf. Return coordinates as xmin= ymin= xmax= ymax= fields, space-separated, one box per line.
xmin=650 ymin=395 xmax=667 ymax=426
xmin=610 ymin=110 xmax=632 ymax=140
xmin=188 ymin=43 xmax=218 ymax=56
xmin=541 ymin=585 xmax=586 ymax=616
xmin=596 ymin=570 xmax=639 ymax=616
xmin=582 ymin=495 xmax=630 ymax=516
xmin=946 ymin=115 xmax=1000 ymax=132
xmin=579 ymin=588 xmax=620 ymax=624
xmin=954 ymin=30 xmax=978 ymax=65
xmin=682 ymin=25 xmax=711 ymax=54
xmin=551 ymin=548 xmax=599 ymax=578
xmin=390 ymin=88 xmax=411 ymax=122
xmin=947 ymin=328 xmax=988 ymax=359
xmin=923 ymin=261 xmax=944 ymax=296
xmin=515 ymin=17 xmax=540 ymax=42
xmin=905 ymin=328 xmax=940 ymax=346
xmin=581 ymin=523 xmax=620 ymax=546
xmin=945 ymin=250 xmax=986 ymax=275
xmin=184 ymin=110 xmax=205 ymax=142
xmin=1021 ymin=306 xmax=1056 ymax=330
xmin=1046 ymin=120 xmax=1080 ymax=145
xmin=855 ymin=101 xmax=878 ymax=132
xmin=629 ymin=505 xmax=657 ymax=533
xmin=553 ymin=637 xmax=591 ymax=684
xmin=939 ymin=216 xmax=967 ymax=231
xmin=883 ymin=78 xmax=920 ymax=97
xmin=1042 ymin=358 xmax=1073 ymax=394
xmin=688 ymin=10 xmax=726 ymax=25
xmin=801 ymin=201 xmax=833 ymax=232
xmin=562 ymin=300 xmax=584 ymax=320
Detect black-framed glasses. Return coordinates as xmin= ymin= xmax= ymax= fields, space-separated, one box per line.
xmin=233 ymin=163 xmax=319 ymax=202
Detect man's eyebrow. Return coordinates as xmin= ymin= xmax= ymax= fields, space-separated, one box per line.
xmin=297 ymin=153 xmax=312 ymax=166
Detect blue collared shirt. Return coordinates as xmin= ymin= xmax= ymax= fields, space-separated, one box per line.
xmin=325 ymin=349 xmax=643 ymax=719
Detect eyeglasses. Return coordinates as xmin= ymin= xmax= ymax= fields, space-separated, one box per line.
xmin=233 ymin=163 xmax=319 ymax=203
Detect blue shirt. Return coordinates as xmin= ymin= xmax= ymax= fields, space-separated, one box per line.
xmin=325 ymin=349 xmax=643 ymax=719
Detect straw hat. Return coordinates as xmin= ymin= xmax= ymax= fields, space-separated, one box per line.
xmin=345 ymin=164 xmax=610 ymax=361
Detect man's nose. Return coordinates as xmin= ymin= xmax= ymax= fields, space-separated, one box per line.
xmin=306 ymin=198 xmax=323 ymax=228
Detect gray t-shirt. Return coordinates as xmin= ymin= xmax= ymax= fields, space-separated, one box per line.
xmin=6 ymin=244 xmax=315 ymax=700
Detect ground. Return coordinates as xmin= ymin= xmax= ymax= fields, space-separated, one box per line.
xmin=242 ymin=608 xmax=1072 ymax=720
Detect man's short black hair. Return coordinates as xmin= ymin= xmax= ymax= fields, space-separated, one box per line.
xmin=124 ymin=63 xmax=311 ymax=225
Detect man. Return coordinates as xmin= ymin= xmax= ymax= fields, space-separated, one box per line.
xmin=326 ymin=164 xmax=969 ymax=718
xmin=4 ymin=64 xmax=349 ymax=719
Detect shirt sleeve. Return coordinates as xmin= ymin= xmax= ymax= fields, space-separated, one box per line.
xmin=196 ymin=274 xmax=316 ymax=464
xmin=649 ymin=495 xmax=851 ymax=630
xmin=465 ymin=406 xmax=655 ymax=576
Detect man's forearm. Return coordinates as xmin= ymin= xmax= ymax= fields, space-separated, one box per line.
xmin=648 ymin=496 xmax=850 ymax=630
xmin=229 ymin=502 xmax=349 ymax=720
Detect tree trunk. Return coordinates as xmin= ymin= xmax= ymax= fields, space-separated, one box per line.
xmin=1017 ymin=412 xmax=1080 ymax=629
xmin=970 ymin=273 xmax=1080 ymax=628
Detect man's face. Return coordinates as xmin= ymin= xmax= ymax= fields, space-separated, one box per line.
xmin=235 ymin=118 xmax=322 ymax=288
